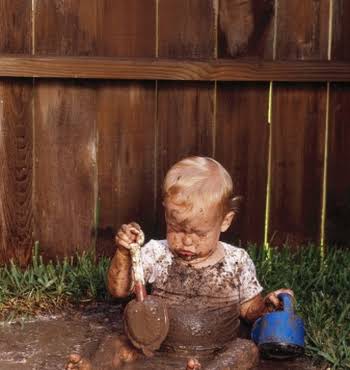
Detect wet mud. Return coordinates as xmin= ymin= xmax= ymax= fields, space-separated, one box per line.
xmin=0 ymin=303 xmax=121 ymax=370
xmin=152 ymin=257 xmax=241 ymax=356
xmin=0 ymin=303 xmax=324 ymax=370
xmin=124 ymin=294 xmax=169 ymax=354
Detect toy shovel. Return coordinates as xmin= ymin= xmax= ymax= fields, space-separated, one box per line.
xmin=123 ymin=235 xmax=169 ymax=356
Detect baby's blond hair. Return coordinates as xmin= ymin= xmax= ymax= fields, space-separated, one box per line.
xmin=163 ymin=156 xmax=234 ymax=220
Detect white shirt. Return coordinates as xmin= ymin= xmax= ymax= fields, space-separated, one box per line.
xmin=141 ymin=239 xmax=263 ymax=305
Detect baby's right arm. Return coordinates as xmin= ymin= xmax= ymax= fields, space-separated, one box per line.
xmin=107 ymin=222 xmax=143 ymax=298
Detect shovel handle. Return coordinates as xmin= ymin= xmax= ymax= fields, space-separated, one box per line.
xmin=129 ymin=231 xmax=146 ymax=302
xmin=134 ymin=281 xmax=147 ymax=302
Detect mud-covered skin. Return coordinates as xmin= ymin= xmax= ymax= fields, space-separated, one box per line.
xmin=205 ymin=339 xmax=259 ymax=370
xmin=66 ymin=335 xmax=138 ymax=370
xmin=66 ymin=337 xmax=258 ymax=370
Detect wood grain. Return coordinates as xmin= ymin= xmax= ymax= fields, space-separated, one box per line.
xmin=276 ymin=0 xmax=330 ymax=60
xmin=271 ymin=1 xmax=329 ymax=246
xmin=326 ymin=2 xmax=350 ymax=246
xmin=158 ymin=0 xmax=215 ymax=58
xmin=218 ymin=0 xmax=274 ymax=58
xmin=95 ymin=0 xmax=156 ymax=256
xmin=0 ymin=0 xmax=32 ymax=54
xmin=157 ymin=81 xmax=215 ymax=172
xmin=215 ymin=83 xmax=269 ymax=246
xmin=326 ymin=84 xmax=350 ymax=247
xmin=96 ymin=0 xmax=155 ymax=57
xmin=332 ymin=0 xmax=350 ymax=60
xmin=1 ymin=57 xmax=350 ymax=81
xmin=34 ymin=0 xmax=98 ymax=259
xmin=0 ymin=1 xmax=33 ymax=265
xmin=97 ymin=82 xmax=156 ymax=256
xmin=0 ymin=79 xmax=33 ymax=265
xmin=34 ymin=80 xmax=97 ymax=259
xmin=269 ymin=83 xmax=326 ymax=246
xmin=35 ymin=0 xmax=98 ymax=56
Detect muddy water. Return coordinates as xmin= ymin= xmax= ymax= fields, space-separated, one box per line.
xmin=0 ymin=303 xmax=122 ymax=370
xmin=0 ymin=303 xmax=323 ymax=370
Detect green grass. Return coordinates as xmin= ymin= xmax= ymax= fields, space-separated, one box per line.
xmin=0 ymin=243 xmax=349 ymax=368
xmin=0 ymin=243 xmax=110 ymax=320
xmin=249 ymin=245 xmax=350 ymax=369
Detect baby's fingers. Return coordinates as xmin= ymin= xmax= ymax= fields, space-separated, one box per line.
xmin=122 ymin=223 xmax=142 ymax=240
xmin=130 ymin=222 xmax=141 ymax=232
xmin=274 ymin=288 xmax=295 ymax=301
xmin=115 ymin=237 xmax=131 ymax=249
xmin=266 ymin=293 xmax=281 ymax=308
xmin=128 ymin=223 xmax=144 ymax=245
xmin=115 ymin=228 xmax=132 ymax=248
xmin=265 ymin=289 xmax=295 ymax=309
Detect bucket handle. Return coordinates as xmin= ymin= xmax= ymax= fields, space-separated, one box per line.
xmin=277 ymin=292 xmax=294 ymax=313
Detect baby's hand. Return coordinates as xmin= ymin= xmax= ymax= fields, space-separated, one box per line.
xmin=264 ymin=288 xmax=294 ymax=311
xmin=115 ymin=222 xmax=144 ymax=253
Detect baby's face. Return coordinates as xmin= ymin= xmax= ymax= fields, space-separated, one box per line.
xmin=165 ymin=202 xmax=223 ymax=263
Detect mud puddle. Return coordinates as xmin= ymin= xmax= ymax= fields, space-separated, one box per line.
xmin=0 ymin=303 xmax=324 ymax=370
xmin=0 ymin=303 xmax=121 ymax=370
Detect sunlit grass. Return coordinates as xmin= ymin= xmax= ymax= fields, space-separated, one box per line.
xmin=0 ymin=243 xmax=110 ymax=321
xmin=249 ymin=245 xmax=350 ymax=369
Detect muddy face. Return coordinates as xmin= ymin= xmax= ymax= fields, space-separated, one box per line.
xmin=152 ymin=258 xmax=240 ymax=356
xmin=164 ymin=201 xmax=233 ymax=265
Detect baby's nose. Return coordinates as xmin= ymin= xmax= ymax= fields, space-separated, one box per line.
xmin=182 ymin=234 xmax=193 ymax=246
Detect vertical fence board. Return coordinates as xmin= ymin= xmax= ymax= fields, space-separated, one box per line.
xmin=216 ymin=83 xmax=269 ymax=246
xmin=218 ymin=0 xmax=274 ymax=58
xmin=158 ymin=0 xmax=215 ymax=58
xmin=332 ymin=0 xmax=350 ymax=60
xmin=96 ymin=0 xmax=155 ymax=57
xmin=269 ymin=83 xmax=326 ymax=246
xmin=325 ymin=3 xmax=350 ymax=247
xmin=96 ymin=1 xmax=156 ymax=256
xmin=0 ymin=80 xmax=33 ymax=265
xmin=34 ymin=0 xmax=97 ymax=258
xmin=270 ymin=0 xmax=329 ymax=246
xmin=276 ymin=0 xmax=330 ymax=60
xmin=97 ymin=82 xmax=156 ymax=255
xmin=157 ymin=0 xmax=216 ymax=236
xmin=157 ymin=82 xmax=214 ymax=170
xmin=0 ymin=1 xmax=33 ymax=265
xmin=35 ymin=0 xmax=97 ymax=56
xmin=326 ymin=84 xmax=350 ymax=247
xmin=35 ymin=82 xmax=97 ymax=258
xmin=0 ymin=0 xmax=32 ymax=54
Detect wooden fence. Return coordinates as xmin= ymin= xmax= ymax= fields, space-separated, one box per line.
xmin=0 ymin=0 xmax=349 ymax=265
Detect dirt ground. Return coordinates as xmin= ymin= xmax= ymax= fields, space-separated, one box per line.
xmin=0 ymin=303 xmax=325 ymax=370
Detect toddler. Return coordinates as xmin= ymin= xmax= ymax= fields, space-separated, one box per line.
xmin=67 ymin=156 xmax=293 ymax=370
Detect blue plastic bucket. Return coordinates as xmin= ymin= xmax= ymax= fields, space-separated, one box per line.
xmin=251 ymin=293 xmax=305 ymax=359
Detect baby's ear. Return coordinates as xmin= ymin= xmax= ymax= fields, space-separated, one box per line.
xmin=220 ymin=196 xmax=244 ymax=232
xmin=221 ymin=211 xmax=235 ymax=232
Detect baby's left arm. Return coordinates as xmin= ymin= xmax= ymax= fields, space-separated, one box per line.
xmin=240 ymin=288 xmax=294 ymax=322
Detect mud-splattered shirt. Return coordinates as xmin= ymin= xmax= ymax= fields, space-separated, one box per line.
xmin=141 ymin=239 xmax=263 ymax=305
xmin=140 ymin=240 xmax=263 ymax=352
